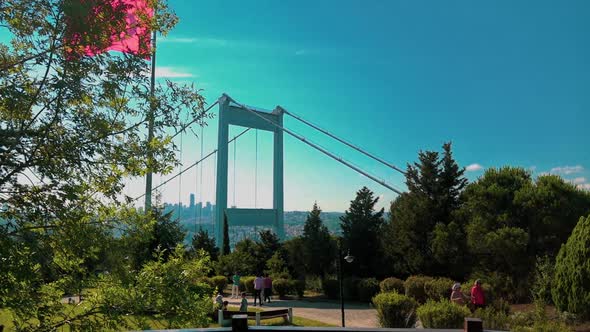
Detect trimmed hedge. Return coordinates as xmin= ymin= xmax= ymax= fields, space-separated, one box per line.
xmin=405 ymin=275 xmax=433 ymax=303
xmin=322 ymin=279 xmax=339 ymax=299
xmin=357 ymin=278 xmax=380 ymax=302
xmin=290 ymin=279 xmax=305 ymax=298
xmin=417 ymin=300 xmax=470 ymax=329
xmin=380 ymin=277 xmax=405 ymax=294
xmin=273 ymin=278 xmax=290 ymax=298
xmin=424 ymin=277 xmax=454 ymax=301
xmin=373 ymin=292 xmax=418 ymax=328
xmin=472 ymin=307 xmax=510 ymax=330
xmin=239 ymin=276 xmax=256 ymax=294
xmin=210 ymin=276 xmax=228 ymax=293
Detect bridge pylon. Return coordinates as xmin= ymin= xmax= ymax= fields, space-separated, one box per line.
xmin=214 ymin=94 xmax=284 ymax=248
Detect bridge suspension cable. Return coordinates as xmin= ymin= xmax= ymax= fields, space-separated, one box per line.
xmin=282 ymin=109 xmax=406 ymax=175
xmin=227 ymin=96 xmax=403 ymax=195
xmin=132 ymin=127 xmax=251 ymax=202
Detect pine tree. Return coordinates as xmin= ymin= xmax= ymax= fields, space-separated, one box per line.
xmin=382 ymin=142 xmax=468 ymax=277
xmin=340 ymin=187 xmax=384 ymax=277
xmin=302 ymin=203 xmax=335 ymax=278
xmin=222 ymin=213 xmax=231 ymax=255
xmin=190 ymin=229 xmax=219 ymax=261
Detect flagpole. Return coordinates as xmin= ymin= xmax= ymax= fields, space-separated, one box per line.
xmin=144 ymin=30 xmax=157 ymax=212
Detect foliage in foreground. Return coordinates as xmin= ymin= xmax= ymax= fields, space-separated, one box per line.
xmin=416 ymin=300 xmax=470 ymax=329
xmin=2 ymin=246 xmax=214 ymax=331
xmin=373 ymin=292 xmax=418 ymax=328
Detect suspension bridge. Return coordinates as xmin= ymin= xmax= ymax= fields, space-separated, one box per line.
xmin=134 ymin=93 xmax=405 ymax=247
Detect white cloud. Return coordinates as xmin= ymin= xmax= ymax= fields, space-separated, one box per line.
xmin=550 ymin=165 xmax=584 ymax=175
xmin=160 ymin=36 xmax=230 ymax=47
xmin=571 ymin=177 xmax=587 ymax=185
xmin=155 ymin=66 xmax=194 ymax=78
xmin=160 ymin=37 xmax=197 ymax=43
xmin=465 ymin=163 xmax=484 ymax=172
xmin=577 ymin=183 xmax=590 ymax=191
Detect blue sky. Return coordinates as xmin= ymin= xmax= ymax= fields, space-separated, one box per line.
xmin=4 ymin=0 xmax=590 ymax=211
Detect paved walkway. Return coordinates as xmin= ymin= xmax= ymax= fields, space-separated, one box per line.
xmin=223 ymin=296 xmax=379 ymax=328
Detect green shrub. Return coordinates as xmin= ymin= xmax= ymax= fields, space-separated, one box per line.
xmin=509 ymin=311 xmax=536 ymax=329
xmin=210 ymin=276 xmax=228 ymax=293
xmin=405 ymin=275 xmax=433 ymax=303
xmin=290 ymin=279 xmax=305 ymax=298
xmin=357 ymin=278 xmax=380 ymax=302
xmin=273 ymin=278 xmax=290 ymax=298
xmin=239 ymin=276 xmax=256 ymax=294
xmin=380 ymin=277 xmax=405 ymax=294
xmin=511 ymin=321 xmax=571 ymax=332
xmin=343 ymin=277 xmax=360 ymax=300
xmin=373 ymin=292 xmax=418 ymax=328
xmin=472 ymin=307 xmax=510 ymax=330
xmin=552 ymin=215 xmax=590 ymax=319
xmin=322 ymin=279 xmax=339 ymax=299
xmin=424 ymin=277 xmax=454 ymax=301
xmin=305 ymin=276 xmax=323 ymax=293
xmin=416 ymin=300 xmax=471 ymax=329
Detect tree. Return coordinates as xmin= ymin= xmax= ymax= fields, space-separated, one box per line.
xmin=215 ymin=238 xmax=258 ymax=276
xmin=382 ymin=142 xmax=467 ymax=277
xmin=149 ymin=207 xmax=186 ymax=258
xmin=190 ymin=228 xmax=219 ymax=261
xmin=222 ymin=213 xmax=230 ymax=255
xmin=302 ymin=202 xmax=335 ymax=278
xmin=552 ymin=215 xmax=590 ymax=319
xmin=265 ymin=251 xmax=291 ymax=279
xmin=340 ymin=186 xmax=384 ymax=277
xmin=0 ymin=0 xmax=210 ymax=328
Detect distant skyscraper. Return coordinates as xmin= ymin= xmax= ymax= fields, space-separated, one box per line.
xmin=189 ymin=193 xmax=195 ymax=209
xmin=205 ymin=201 xmax=212 ymax=216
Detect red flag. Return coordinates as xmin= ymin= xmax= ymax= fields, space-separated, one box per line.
xmin=65 ymin=0 xmax=154 ymax=59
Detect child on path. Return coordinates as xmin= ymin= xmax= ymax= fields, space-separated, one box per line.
xmin=239 ymin=292 xmax=248 ymax=312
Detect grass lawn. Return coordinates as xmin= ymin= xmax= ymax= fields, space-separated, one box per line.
xmin=0 ymin=305 xmax=334 ymax=331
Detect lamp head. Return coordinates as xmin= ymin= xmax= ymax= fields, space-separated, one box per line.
xmin=344 ymin=250 xmax=355 ymax=263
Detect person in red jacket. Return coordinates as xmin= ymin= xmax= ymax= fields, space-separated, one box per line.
xmin=470 ymin=279 xmax=485 ymax=309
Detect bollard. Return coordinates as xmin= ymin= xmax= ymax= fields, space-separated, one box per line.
xmin=232 ymin=314 xmax=248 ymax=332
xmin=464 ymin=317 xmax=483 ymax=332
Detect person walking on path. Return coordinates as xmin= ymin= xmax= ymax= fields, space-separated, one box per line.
xmin=254 ymin=274 xmax=264 ymax=306
xmin=231 ymin=272 xmax=241 ymax=298
xmin=470 ymin=279 xmax=485 ymax=309
xmin=239 ymin=292 xmax=248 ymax=312
xmin=450 ymin=283 xmax=469 ymax=305
xmin=263 ymin=274 xmax=273 ymax=303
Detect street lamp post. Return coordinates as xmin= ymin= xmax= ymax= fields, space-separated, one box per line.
xmin=337 ymin=244 xmax=354 ymax=327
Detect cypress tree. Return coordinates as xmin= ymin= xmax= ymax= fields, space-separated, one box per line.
xmin=302 ymin=202 xmax=334 ymax=277
xmin=222 ymin=213 xmax=231 ymax=255
xmin=552 ymin=214 xmax=590 ymax=319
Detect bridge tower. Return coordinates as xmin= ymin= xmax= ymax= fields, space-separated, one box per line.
xmin=214 ymin=94 xmax=284 ymax=247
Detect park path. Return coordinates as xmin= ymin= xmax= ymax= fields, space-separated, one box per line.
xmin=223 ymin=296 xmax=379 ymax=328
